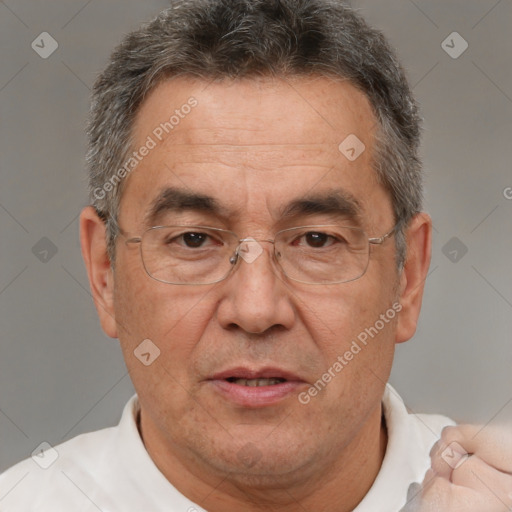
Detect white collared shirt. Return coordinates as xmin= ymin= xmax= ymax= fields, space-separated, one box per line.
xmin=0 ymin=384 xmax=453 ymax=511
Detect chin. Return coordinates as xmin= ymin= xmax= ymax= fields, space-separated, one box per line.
xmin=191 ymin=434 xmax=319 ymax=486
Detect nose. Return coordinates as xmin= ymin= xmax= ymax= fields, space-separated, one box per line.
xmin=216 ymin=240 xmax=296 ymax=334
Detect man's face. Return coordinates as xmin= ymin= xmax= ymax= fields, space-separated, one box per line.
xmin=109 ymin=76 xmax=403 ymax=482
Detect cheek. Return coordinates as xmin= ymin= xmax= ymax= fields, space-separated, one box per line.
xmin=113 ymin=272 xmax=219 ymax=423
xmin=113 ymin=254 xmax=216 ymax=374
xmin=300 ymin=294 xmax=396 ymax=432
xmin=303 ymin=280 xmax=394 ymax=342
xmin=299 ymin=281 xmax=398 ymax=388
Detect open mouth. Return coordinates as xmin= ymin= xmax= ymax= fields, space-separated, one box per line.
xmin=225 ymin=377 xmax=287 ymax=387
xmin=209 ymin=369 xmax=303 ymax=406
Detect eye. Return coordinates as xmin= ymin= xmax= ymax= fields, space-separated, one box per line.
xmin=296 ymin=231 xmax=339 ymax=249
xmin=305 ymin=232 xmax=330 ymax=248
xmin=182 ymin=232 xmax=209 ymax=248
xmin=168 ymin=232 xmax=217 ymax=249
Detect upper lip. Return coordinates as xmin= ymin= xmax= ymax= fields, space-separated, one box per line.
xmin=209 ymin=367 xmax=305 ymax=382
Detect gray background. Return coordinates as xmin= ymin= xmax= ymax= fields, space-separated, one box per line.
xmin=1 ymin=0 xmax=511 ymax=472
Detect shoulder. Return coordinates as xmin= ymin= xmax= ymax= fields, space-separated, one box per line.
xmin=352 ymin=384 xmax=455 ymax=512
xmin=382 ymin=383 xmax=455 ymax=479
xmin=0 ymin=396 xmax=139 ymax=512
xmin=0 ymin=426 xmax=118 ymax=511
xmin=383 ymin=383 xmax=455 ymax=439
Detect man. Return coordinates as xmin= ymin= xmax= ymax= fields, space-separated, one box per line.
xmin=1 ymin=1 xmax=511 ymax=510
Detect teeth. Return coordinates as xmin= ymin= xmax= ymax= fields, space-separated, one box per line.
xmin=232 ymin=378 xmax=284 ymax=387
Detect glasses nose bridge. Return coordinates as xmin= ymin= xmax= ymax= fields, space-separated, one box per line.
xmin=232 ymin=236 xmax=277 ymax=267
xmin=238 ymin=236 xmax=275 ymax=246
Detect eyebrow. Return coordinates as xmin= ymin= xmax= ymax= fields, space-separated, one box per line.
xmin=280 ymin=191 xmax=362 ymax=224
xmin=144 ymin=187 xmax=230 ymax=226
xmin=144 ymin=187 xmax=362 ymax=227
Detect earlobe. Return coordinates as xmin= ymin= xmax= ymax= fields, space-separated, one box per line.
xmin=80 ymin=206 xmax=118 ymax=339
xmin=395 ymin=212 xmax=432 ymax=344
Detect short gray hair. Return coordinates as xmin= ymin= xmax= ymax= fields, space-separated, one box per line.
xmin=87 ymin=0 xmax=423 ymax=266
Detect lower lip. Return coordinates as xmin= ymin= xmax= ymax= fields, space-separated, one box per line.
xmin=209 ymin=380 xmax=303 ymax=407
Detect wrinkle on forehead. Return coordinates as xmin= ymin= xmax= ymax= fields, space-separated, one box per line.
xmin=132 ymin=75 xmax=377 ymax=149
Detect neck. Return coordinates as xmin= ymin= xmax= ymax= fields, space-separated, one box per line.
xmin=139 ymin=404 xmax=387 ymax=512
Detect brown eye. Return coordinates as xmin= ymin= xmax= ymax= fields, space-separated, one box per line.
xmin=303 ymin=232 xmax=333 ymax=248
xmin=181 ymin=232 xmax=208 ymax=248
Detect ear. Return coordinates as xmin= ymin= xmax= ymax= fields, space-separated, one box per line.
xmin=80 ymin=206 xmax=118 ymax=339
xmin=395 ymin=212 xmax=432 ymax=344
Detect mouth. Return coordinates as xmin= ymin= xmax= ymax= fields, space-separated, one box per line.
xmin=225 ymin=377 xmax=287 ymax=387
xmin=207 ymin=367 xmax=306 ymax=407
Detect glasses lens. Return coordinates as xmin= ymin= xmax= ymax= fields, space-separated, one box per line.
xmin=275 ymin=226 xmax=369 ymax=284
xmin=140 ymin=226 xmax=237 ymax=284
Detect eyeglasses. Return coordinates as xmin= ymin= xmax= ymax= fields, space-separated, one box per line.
xmin=119 ymin=224 xmax=396 ymax=285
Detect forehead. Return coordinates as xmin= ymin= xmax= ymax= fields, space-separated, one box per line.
xmin=133 ymin=75 xmax=375 ymax=144
xmin=121 ymin=76 xmax=391 ymax=229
